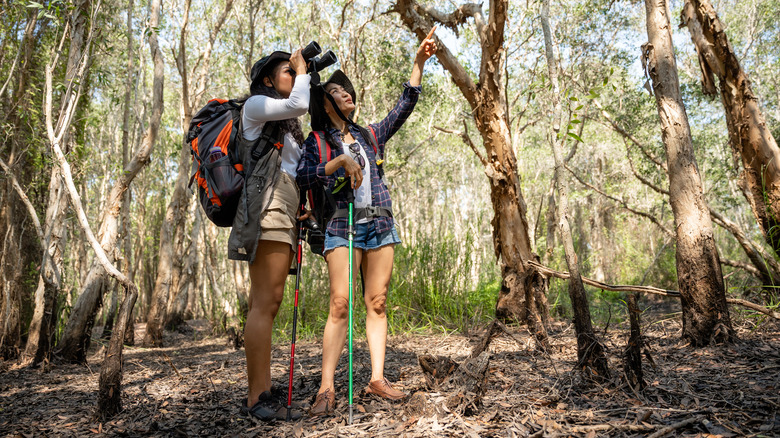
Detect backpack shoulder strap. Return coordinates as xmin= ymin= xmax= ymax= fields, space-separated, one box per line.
xmin=367 ymin=125 xmax=379 ymax=155
xmin=312 ymin=131 xmax=332 ymax=163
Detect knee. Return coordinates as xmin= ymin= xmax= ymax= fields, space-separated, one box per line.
xmin=367 ymin=293 xmax=387 ymax=316
xmin=249 ymin=285 xmax=284 ymax=318
xmin=330 ymin=296 xmax=349 ymax=320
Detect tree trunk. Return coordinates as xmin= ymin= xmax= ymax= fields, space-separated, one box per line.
xmin=144 ymin=143 xmax=190 ymax=346
xmin=643 ymin=0 xmax=733 ymax=346
xmin=0 ymin=11 xmax=47 ymax=362
xmin=541 ymin=0 xmax=609 ymax=376
xmin=56 ymin=0 xmax=163 ymax=361
xmin=23 ymin=168 xmax=68 ymax=364
xmin=166 ymin=206 xmax=201 ymax=330
xmin=144 ymin=0 xmax=233 ymax=345
xmin=103 ymin=0 xmax=137 ymax=342
xmin=681 ymin=0 xmax=780 ymax=255
xmin=0 ymin=205 xmax=25 ymax=359
xmin=101 ymin=282 xmax=119 ymax=339
xmin=393 ymin=0 xmax=550 ymax=345
xmin=624 ymin=292 xmax=645 ymax=391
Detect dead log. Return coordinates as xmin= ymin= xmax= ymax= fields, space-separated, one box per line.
xmin=471 ymin=319 xmax=503 ymax=358
xmin=446 ymin=351 xmax=490 ymax=393
xmin=418 ymin=354 xmax=459 ymax=388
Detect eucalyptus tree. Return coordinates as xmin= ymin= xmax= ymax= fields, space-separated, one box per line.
xmin=643 ymin=0 xmax=733 ymax=345
xmin=56 ymin=0 xmax=165 ymax=362
xmin=144 ymin=0 xmax=234 ymax=346
xmin=540 ymin=0 xmax=609 ymax=376
xmin=392 ymin=0 xmax=551 ymax=346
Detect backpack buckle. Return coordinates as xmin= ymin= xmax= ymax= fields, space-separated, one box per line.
xmin=365 ymin=205 xmax=379 ymax=218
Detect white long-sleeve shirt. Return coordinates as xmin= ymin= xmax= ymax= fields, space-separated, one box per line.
xmin=242 ymin=74 xmax=311 ymax=178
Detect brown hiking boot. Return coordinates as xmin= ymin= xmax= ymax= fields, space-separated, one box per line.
xmin=365 ymin=378 xmax=406 ymax=401
xmin=309 ymin=388 xmax=335 ymax=417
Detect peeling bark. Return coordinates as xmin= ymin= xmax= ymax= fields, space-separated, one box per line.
xmin=644 ymin=0 xmax=733 ymax=346
xmin=393 ymin=0 xmax=549 ymax=345
xmin=681 ymin=0 xmax=780 ymax=255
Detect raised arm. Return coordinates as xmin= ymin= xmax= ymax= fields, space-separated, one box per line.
xmin=410 ymin=26 xmax=437 ymax=87
xmin=244 ymin=72 xmax=311 ymax=123
xmin=369 ymin=27 xmax=438 ymax=146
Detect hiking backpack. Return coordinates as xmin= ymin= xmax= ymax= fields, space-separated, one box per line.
xmin=306 ymin=126 xmax=381 ymax=255
xmin=187 ymin=98 xmax=280 ymax=227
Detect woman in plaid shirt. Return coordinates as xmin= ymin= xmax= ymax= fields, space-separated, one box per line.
xmin=297 ymin=27 xmax=438 ymax=416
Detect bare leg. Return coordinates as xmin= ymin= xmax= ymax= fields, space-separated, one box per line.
xmin=244 ymin=240 xmax=293 ymax=405
xmin=317 ymin=247 xmax=362 ymax=394
xmin=361 ymin=245 xmax=394 ymax=382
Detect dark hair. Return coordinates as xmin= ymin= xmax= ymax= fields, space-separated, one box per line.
xmin=309 ymin=86 xmax=342 ymax=149
xmin=250 ymin=60 xmax=305 ymax=145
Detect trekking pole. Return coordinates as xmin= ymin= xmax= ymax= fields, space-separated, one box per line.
xmin=286 ymin=206 xmax=306 ymax=421
xmin=346 ymin=188 xmax=355 ymax=425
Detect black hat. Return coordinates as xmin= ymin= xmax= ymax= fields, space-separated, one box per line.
xmin=310 ymin=70 xmax=357 ymax=130
xmin=249 ymin=51 xmax=291 ymax=93
xmin=322 ymin=70 xmax=356 ymax=104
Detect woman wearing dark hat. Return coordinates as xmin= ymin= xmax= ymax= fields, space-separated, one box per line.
xmin=297 ymin=27 xmax=438 ymax=416
xmin=232 ymin=47 xmax=309 ymax=421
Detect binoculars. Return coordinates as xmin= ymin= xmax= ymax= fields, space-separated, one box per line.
xmin=301 ymin=41 xmax=337 ymax=73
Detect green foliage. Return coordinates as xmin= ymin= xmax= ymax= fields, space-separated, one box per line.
xmin=272 ymin=229 xmax=500 ymax=342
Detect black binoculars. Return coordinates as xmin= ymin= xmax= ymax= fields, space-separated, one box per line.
xmin=301 ymin=41 xmax=337 ymax=73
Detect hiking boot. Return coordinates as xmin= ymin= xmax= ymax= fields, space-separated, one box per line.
xmin=242 ymin=391 xmax=302 ymax=421
xmin=365 ymin=378 xmax=406 ymax=401
xmin=309 ymin=388 xmax=336 ymax=417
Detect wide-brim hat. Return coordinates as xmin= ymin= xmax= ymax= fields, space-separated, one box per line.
xmin=310 ymin=70 xmax=357 ymax=130
xmin=249 ymin=51 xmax=291 ymax=93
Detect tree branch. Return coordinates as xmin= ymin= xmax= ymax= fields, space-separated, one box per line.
xmin=0 ymin=156 xmax=43 ymax=241
xmin=565 ymin=163 xmax=674 ymax=237
xmin=623 ymin=137 xmax=669 ymax=196
xmin=435 ymin=120 xmax=488 ymax=167
xmin=720 ymin=257 xmax=761 ymax=277
xmin=420 ymin=3 xmax=484 ymax=38
xmin=596 ymin=100 xmax=666 ymax=170
xmin=528 ymin=260 xmax=780 ymax=319
xmin=392 ymin=0 xmax=478 ymax=108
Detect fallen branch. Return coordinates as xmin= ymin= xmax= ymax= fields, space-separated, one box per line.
xmin=526 ymin=260 xmax=780 ymax=319
xmin=527 ymin=260 xmax=679 ymax=297
xmin=647 ymin=416 xmax=703 ymax=438
xmin=551 ymin=423 xmax=656 ymax=436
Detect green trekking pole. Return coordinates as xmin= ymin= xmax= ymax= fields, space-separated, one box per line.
xmin=346 ymin=187 xmax=355 ymax=425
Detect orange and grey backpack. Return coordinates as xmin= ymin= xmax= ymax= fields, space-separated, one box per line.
xmin=187 ymin=98 xmax=280 ymax=227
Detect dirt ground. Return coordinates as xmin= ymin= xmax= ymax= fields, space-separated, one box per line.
xmin=1 ymin=312 xmax=779 ymax=437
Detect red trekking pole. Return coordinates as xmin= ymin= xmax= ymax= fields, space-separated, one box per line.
xmin=286 ymin=211 xmax=305 ymax=420
xmin=287 ymin=206 xmax=319 ymax=420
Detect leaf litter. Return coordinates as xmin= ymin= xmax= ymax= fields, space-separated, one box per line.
xmin=0 ymin=315 xmax=778 ymax=437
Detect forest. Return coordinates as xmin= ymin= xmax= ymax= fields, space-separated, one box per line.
xmin=0 ymin=0 xmax=779 ymax=436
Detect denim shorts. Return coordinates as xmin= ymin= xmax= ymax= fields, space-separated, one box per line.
xmin=324 ymin=222 xmax=401 ymax=254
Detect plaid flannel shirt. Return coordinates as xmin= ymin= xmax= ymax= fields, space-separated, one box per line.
xmin=296 ymin=82 xmax=422 ymax=238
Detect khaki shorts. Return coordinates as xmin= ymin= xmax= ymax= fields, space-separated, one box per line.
xmin=259 ymin=171 xmax=299 ymax=250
